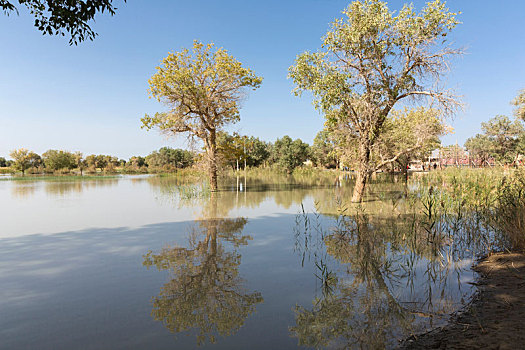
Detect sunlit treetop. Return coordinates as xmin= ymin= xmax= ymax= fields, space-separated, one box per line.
xmin=289 ymin=0 xmax=462 ymax=119
xmin=142 ymin=41 xmax=263 ymax=141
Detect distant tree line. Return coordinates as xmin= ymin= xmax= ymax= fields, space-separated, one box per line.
xmin=11 ymin=92 xmax=525 ymax=176
xmin=1 ymin=134 xmax=336 ymax=175
xmin=2 ymin=130 xmax=360 ymax=175
xmin=2 ymin=147 xmax=196 ymax=175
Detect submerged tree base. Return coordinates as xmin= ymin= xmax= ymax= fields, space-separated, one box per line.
xmin=400 ymin=252 xmax=525 ymax=349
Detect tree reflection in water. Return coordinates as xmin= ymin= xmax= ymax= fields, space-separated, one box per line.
xmin=143 ymin=195 xmax=263 ymax=345
xmin=292 ymin=193 xmax=487 ymax=349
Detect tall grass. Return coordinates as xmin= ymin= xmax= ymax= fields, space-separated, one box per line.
xmin=410 ymin=167 xmax=525 ymax=252
xmin=0 ymin=167 xmax=14 ymax=174
xmin=490 ymin=169 xmax=525 ymax=250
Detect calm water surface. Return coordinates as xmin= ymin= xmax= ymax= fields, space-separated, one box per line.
xmin=0 ymin=175 xmax=478 ymax=349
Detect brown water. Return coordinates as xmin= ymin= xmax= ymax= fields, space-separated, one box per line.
xmin=0 ymin=174 xmax=479 ymax=349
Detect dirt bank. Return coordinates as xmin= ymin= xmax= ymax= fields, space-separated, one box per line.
xmin=400 ymin=252 xmax=525 ymax=349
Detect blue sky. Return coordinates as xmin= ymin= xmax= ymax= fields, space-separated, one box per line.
xmin=1 ymin=0 xmax=524 ymax=159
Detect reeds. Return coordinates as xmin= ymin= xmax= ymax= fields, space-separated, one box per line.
xmin=490 ymin=169 xmax=525 ymax=250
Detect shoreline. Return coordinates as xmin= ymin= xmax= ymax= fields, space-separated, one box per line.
xmin=399 ymin=252 xmax=525 ymax=349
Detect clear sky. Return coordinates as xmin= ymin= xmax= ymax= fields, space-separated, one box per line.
xmin=1 ymin=0 xmax=524 ymax=159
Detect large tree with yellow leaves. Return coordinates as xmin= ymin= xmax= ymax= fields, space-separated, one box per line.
xmin=142 ymin=41 xmax=262 ymax=191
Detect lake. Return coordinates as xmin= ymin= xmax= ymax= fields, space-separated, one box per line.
xmin=0 ymin=174 xmax=480 ymax=349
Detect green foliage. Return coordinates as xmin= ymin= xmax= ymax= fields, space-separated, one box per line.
xmin=481 ymin=115 xmax=524 ymax=164
xmin=0 ymin=157 xmax=6 ymax=167
xmin=1 ymin=0 xmax=125 ymax=44
xmin=128 ymin=156 xmax=146 ymax=167
xmin=9 ymin=148 xmax=41 ymax=174
xmin=146 ymin=147 xmax=194 ymax=169
xmin=513 ymin=89 xmax=525 ymax=121
xmin=465 ymin=134 xmax=493 ymax=165
xmin=246 ymin=136 xmax=271 ymax=167
xmin=142 ymin=41 xmax=262 ymax=136
xmin=289 ymin=0 xmax=461 ymax=201
xmin=42 ymin=150 xmax=76 ymax=171
xmin=217 ymin=132 xmax=270 ymax=170
xmin=376 ymin=107 xmax=447 ymax=168
xmin=270 ymin=135 xmax=310 ymax=173
xmin=142 ymin=41 xmax=262 ymax=190
xmin=289 ymin=0 xmax=460 ymax=118
xmin=311 ymin=130 xmax=338 ymax=168
xmin=216 ymin=132 xmax=245 ymax=169
xmin=84 ymin=154 xmax=119 ymax=171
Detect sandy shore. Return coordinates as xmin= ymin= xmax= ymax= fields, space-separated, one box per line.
xmin=399 ymin=252 xmax=525 ymax=349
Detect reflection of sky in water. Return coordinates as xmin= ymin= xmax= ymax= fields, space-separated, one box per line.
xmin=0 ymin=175 xmax=483 ymax=349
xmin=0 ymin=176 xmax=319 ymax=238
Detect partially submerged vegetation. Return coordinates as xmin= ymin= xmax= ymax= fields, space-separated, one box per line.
xmin=290 ymin=167 xmax=525 ymax=348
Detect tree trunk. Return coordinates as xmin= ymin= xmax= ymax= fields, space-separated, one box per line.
xmin=206 ymin=193 xmax=218 ymax=257
xmin=401 ymin=160 xmax=408 ymax=182
xmin=352 ymin=169 xmax=370 ymax=202
xmin=208 ymin=129 xmax=218 ymax=192
xmin=351 ymin=142 xmax=371 ymax=203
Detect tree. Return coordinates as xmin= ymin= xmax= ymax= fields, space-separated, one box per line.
xmin=216 ymin=131 xmax=245 ymax=170
xmin=84 ymin=154 xmax=117 ymax=171
xmin=270 ymin=136 xmax=310 ymax=173
xmin=289 ymin=0 xmax=461 ymax=202
xmin=217 ymin=131 xmax=244 ymax=170
xmin=1 ymin=0 xmax=125 ymax=45
xmin=311 ymin=130 xmax=338 ymax=169
xmin=142 ymin=41 xmax=262 ymax=191
xmin=0 ymin=157 xmax=7 ymax=167
xmin=9 ymin=148 xmax=40 ymax=174
xmin=465 ymin=134 xmax=493 ymax=166
xmin=330 ymin=108 xmax=447 ymax=174
xmin=481 ymin=115 xmax=524 ymax=164
xmin=374 ymin=108 xmax=448 ymax=173
xmin=28 ymin=151 xmax=42 ymax=170
xmin=245 ymin=136 xmax=270 ymax=168
xmin=42 ymin=149 xmax=76 ymax=171
xmin=128 ymin=156 xmax=147 ymax=168
xmin=217 ymin=132 xmax=270 ymax=170
xmin=513 ymin=89 xmax=525 ymax=121
xmin=440 ymin=144 xmax=466 ymax=166
xmin=146 ymin=147 xmax=194 ymax=169
xmin=74 ymin=152 xmax=86 ymax=175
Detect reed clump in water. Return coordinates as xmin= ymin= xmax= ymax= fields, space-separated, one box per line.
xmin=491 ymin=169 xmax=525 ymax=250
